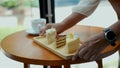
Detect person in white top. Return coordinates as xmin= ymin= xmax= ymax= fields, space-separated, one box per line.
xmin=40 ymin=0 xmax=120 ymax=61
xmin=72 ymin=0 xmax=100 ymax=16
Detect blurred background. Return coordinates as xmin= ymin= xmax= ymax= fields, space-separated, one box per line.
xmin=0 ymin=0 xmax=119 ymax=68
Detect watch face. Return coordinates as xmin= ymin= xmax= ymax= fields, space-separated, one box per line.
xmin=107 ymin=31 xmax=116 ymax=40
xmin=104 ymin=28 xmax=116 ymax=46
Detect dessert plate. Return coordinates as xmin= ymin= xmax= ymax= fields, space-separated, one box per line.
xmin=33 ymin=36 xmax=82 ymax=59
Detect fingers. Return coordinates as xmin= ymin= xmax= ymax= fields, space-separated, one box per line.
xmin=39 ymin=23 xmax=53 ymax=36
xmin=39 ymin=29 xmax=45 ymax=36
xmin=72 ymin=44 xmax=101 ymax=61
xmin=83 ymin=47 xmax=99 ymax=60
xmin=72 ymin=52 xmax=79 ymax=60
xmin=72 ymin=45 xmax=86 ymax=61
xmin=39 ymin=27 xmax=46 ymax=36
xmin=89 ymin=53 xmax=100 ymax=61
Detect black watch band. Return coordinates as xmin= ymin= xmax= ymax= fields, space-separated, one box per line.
xmin=104 ymin=28 xmax=116 ymax=46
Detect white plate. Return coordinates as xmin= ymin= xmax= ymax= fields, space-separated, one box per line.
xmin=25 ymin=29 xmax=39 ymax=35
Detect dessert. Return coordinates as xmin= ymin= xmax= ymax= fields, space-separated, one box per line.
xmin=45 ymin=28 xmax=81 ymax=53
xmin=56 ymin=35 xmax=66 ymax=48
xmin=66 ymin=33 xmax=80 ymax=53
xmin=46 ymin=28 xmax=56 ymax=44
xmin=66 ymin=37 xmax=80 ymax=53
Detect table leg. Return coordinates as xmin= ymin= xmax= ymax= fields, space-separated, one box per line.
xmin=24 ymin=63 xmax=30 ymax=68
xmin=50 ymin=66 xmax=62 ymax=68
xmin=118 ymin=50 xmax=120 ymax=68
xmin=96 ymin=59 xmax=103 ymax=68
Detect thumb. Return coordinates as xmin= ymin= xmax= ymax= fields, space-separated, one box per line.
xmin=39 ymin=29 xmax=45 ymax=36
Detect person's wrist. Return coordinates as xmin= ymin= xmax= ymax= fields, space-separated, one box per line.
xmin=58 ymin=22 xmax=66 ymax=29
xmin=108 ymin=20 xmax=120 ymax=41
xmin=113 ymin=30 xmax=120 ymax=41
xmin=100 ymin=32 xmax=110 ymax=46
xmin=53 ymin=23 xmax=65 ymax=34
xmin=104 ymin=28 xmax=117 ymax=46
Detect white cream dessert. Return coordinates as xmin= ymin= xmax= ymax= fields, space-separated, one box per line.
xmin=46 ymin=28 xmax=56 ymax=44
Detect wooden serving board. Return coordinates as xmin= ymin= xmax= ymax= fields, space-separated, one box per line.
xmin=33 ymin=36 xmax=81 ymax=59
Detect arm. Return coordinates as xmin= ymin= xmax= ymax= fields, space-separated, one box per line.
xmin=62 ymin=0 xmax=100 ymax=32
xmin=72 ymin=0 xmax=120 ymax=61
xmin=39 ymin=13 xmax=86 ymax=35
xmin=40 ymin=0 xmax=100 ymax=35
xmin=109 ymin=0 xmax=120 ymax=19
xmin=72 ymin=20 xmax=120 ymax=61
xmin=109 ymin=20 xmax=120 ymax=40
xmin=60 ymin=13 xmax=86 ymax=32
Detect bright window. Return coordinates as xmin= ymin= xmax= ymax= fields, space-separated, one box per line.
xmin=0 ymin=0 xmax=40 ymax=27
xmin=55 ymin=0 xmax=80 ymax=23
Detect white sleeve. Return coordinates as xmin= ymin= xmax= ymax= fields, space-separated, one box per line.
xmin=72 ymin=0 xmax=100 ymax=16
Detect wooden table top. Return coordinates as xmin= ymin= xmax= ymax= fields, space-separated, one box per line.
xmin=1 ymin=25 xmax=120 ymax=66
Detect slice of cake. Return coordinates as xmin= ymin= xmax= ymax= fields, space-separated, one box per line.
xmin=56 ymin=35 xmax=66 ymax=48
xmin=66 ymin=33 xmax=80 ymax=53
xmin=46 ymin=28 xmax=56 ymax=44
xmin=67 ymin=37 xmax=80 ymax=53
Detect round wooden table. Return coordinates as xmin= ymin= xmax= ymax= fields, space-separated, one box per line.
xmin=1 ymin=25 xmax=120 ymax=68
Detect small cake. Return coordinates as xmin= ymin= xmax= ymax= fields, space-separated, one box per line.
xmin=46 ymin=29 xmax=80 ymax=53
xmin=67 ymin=37 xmax=80 ymax=53
xmin=46 ymin=28 xmax=56 ymax=44
xmin=66 ymin=33 xmax=80 ymax=53
xmin=56 ymin=35 xmax=66 ymax=48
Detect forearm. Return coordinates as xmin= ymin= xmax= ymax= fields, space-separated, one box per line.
xmin=61 ymin=12 xmax=86 ymax=31
xmin=108 ymin=20 xmax=120 ymax=40
xmin=59 ymin=0 xmax=100 ymax=31
xmin=109 ymin=0 xmax=120 ymax=19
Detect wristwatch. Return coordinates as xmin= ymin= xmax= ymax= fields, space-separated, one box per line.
xmin=104 ymin=28 xmax=116 ymax=46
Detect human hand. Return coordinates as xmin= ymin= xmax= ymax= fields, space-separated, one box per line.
xmin=39 ymin=23 xmax=65 ymax=36
xmin=39 ymin=23 xmax=53 ymax=36
xmin=72 ymin=32 xmax=110 ymax=61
